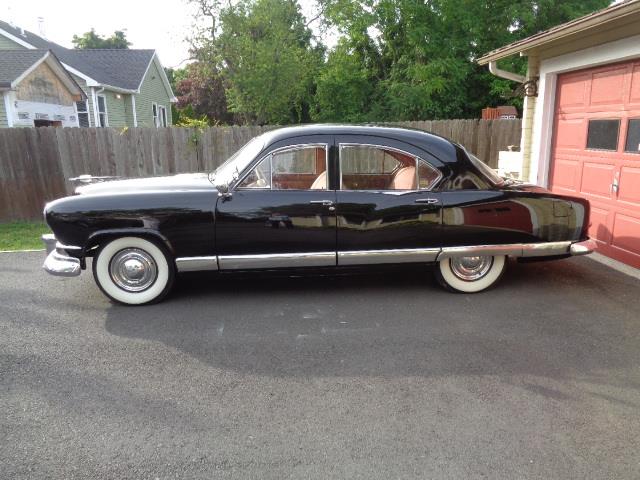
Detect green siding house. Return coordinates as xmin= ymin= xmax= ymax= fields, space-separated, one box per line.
xmin=0 ymin=20 xmax=175 ymax=128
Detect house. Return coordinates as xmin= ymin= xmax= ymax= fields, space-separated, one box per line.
xmin=0 ymin=50 xmax=86 ymax=127
xmin=481 ymin=106 xmax=518 ymax=120
xmin=478 ymin=0 xmax=640 ymax=269
xmin=0 ymin=20 xmax=175 ymax=128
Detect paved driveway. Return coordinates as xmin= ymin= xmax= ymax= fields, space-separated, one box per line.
xmin=1 ymin=252 xmax=640 ymax=479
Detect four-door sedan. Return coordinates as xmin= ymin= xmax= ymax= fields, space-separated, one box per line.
xmin=42 ymin=125 xmax=595 ymax=305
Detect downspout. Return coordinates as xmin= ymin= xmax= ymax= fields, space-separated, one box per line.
xmin=92 ymin=87 xmax=104 ymax=126
xmin=488 ymin=61 xmax=526 ymax=83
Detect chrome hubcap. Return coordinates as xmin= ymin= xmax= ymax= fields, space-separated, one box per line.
xmin=109 ymin=248 xmax=157 ymax=292
xmin=450 ymin=255 xmax=493 ymax=281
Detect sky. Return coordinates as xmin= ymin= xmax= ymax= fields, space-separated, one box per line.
xmin=2 ymin=0 xmax=332 ymax=69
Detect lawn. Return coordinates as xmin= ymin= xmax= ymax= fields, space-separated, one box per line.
xmin=0 ymin=221 xmax=51 ymax=251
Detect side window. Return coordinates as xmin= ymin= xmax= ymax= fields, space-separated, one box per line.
xmin=237 ymin=145 xmax=327 ymax=190
xmin=237 ymin=155 xmax=271 ymax=188
xmin=340 ymin=144 xmax=440 ymax=191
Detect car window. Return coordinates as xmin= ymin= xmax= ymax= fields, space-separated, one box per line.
xmin=237 ymin=145 xmax=327 ymax=190
xmin=340 ymin=144 xmax=440 ymax=191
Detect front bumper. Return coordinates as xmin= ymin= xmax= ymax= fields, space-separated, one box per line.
xmin=570 ymin=239 xmax=597 ymax=256
xmin=42 ymin=234 xmax=82 ymax=277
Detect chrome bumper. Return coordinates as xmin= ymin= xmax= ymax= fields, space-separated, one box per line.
xmin=42 ymin=234 xmax=82 ymax=277
xmin=570 ymin=239 xmax=597 ymax=256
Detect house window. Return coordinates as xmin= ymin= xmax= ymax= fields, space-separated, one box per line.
xmin=75 ymin=100 xmax=90 ymax=127
xmin=624 ymin=119 xmax=640 ymax=154
xmin=155 ymin=104 xmax=167 ymax=127
xmin=96 ymin=95 xmax=108 ymax=127
xmin=586 ymin=119 xmax=619 ymax=151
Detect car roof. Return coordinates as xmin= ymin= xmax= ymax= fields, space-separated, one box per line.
xmin=259 ymin=124 xmax=459 ymax=163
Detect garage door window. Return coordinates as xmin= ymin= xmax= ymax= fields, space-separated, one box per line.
xmin=624 ymin=119 xmax=640 ymax=154
xmin=586 ymin=119 xmax=620 ymax=151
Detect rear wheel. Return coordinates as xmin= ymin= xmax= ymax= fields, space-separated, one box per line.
xmin=92 ymin=236 xmax=175 ymax=305
xmin=435 ymin=255 xmax=506 ymax=293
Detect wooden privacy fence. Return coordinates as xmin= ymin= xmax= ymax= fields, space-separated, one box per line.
xmin=0 ymin=119 xmax=521 ymax=221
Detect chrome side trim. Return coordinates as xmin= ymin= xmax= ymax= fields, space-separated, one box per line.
xmin=218 ymin=252 xmax=336 ymax=270
xmin=437 ymin=241 xmax=572 ymax=260
xmin=338 ymin=248 xmax=440 ymax=265
xmin=43 ymin=250 xmax=81 ymax=277
xmin=570 ymin=239 xmax=597 ymax=256
xmin=175 ymin=256 xmax=219 ymax=272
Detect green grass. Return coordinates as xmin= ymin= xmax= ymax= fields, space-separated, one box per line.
xmin=0 ymin=221 xmax=51 ymax=251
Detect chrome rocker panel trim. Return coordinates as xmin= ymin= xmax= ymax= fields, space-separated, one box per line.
xmin=436 ymin=241 xmax=575 ymax=260
xmin=41 ymin=235 xmax=596 ymax=277
xmin=175 ymin=256 xmax=219 ymax=272
xmin=338 ymin=248 xmax=440 ymax=265
xmin=569 ymin=239 xmax=597 ymax=256
xmin=218 ymin=251 xmax=336 ymax=270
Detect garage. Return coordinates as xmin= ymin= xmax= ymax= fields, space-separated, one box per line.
xmin=478 ymin=0 xmax=640 ymax=269
xmin=550 ymin=60 xmax=640 ymax=268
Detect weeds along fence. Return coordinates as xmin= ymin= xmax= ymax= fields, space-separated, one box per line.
xmin=0 ymin=119 xmax=521 ymax=221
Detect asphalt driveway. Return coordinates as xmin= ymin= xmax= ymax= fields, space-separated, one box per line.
xmin=1 ymin=252 xmax=640 ymax=479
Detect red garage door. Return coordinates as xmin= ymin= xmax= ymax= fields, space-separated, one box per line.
xmin=550 ymin=59 xmax=640 ymax=268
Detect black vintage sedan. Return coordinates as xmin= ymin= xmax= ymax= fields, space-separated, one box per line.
xmin=42 ymin=125 xmax=595 ymax=305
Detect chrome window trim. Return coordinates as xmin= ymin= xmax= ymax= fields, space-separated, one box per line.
xmin=234 ymin=143 xmax=329 ymax=191
xmin=338 ymin=248 xmax=440 ymax=265
xmin=175 ymin=256 xmax=219 ymax=272
xmin=218 ymin=251 xmax=336 ymax=270
xmin=338 ymin=143 xmax=443 ymax=192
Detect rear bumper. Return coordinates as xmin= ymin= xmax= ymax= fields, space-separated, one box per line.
xmin=42 ymin=234 xmax=82 ymax=277
xmin=570 ymin=239 xmax=597 ymax=256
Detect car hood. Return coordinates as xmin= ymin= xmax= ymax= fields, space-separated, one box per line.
xmin=74 ymin=173 xmax=215 ymax=195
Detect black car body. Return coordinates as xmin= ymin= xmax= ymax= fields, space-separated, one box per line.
xmin=42 ymin=125 xmax=595 ymax=304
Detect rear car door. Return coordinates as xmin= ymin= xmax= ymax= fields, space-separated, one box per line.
xmin=334 ymin=135 xmax=443 ymax=265
xmin=215 ymin=135 xmax=337 ymax=269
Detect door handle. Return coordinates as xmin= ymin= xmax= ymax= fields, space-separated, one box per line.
xmin=309 ymin=200 xmax=334 ymax=206
xmin=611 ymin=173 xmax=619 ymax=194
xmin=414 ymin=198 xmax=439 ymax=204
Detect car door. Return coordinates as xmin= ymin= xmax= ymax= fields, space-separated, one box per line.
xmin=215 ymin=135 xmax=337 ymax=269
xmin=335 ymin=135 xmax=443 ymax=265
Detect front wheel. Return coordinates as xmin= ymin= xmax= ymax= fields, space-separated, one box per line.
xmin=435 ymin=255 xmax=506 ymax=293
xmin=92 ymin=236 xmax=175 ymax=305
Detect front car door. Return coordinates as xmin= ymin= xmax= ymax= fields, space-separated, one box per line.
xmin=215 ymin=135 xmax=337 ymax=269
xmin=334 ymin=135 xmax=443 ymax=265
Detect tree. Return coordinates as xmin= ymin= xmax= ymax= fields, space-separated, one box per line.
xmin=72 ymin=29 xmax=131 ymax=49
xmin=187 ymin=0 xmax=324 ymax=125
xmin=174 ymin=63 xmax=236 ymax=125
xmin=314 ymin=0 xmax=610 ymax=121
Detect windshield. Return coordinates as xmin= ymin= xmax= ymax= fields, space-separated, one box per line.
xmin=465 ymin=150 xmax=504 ymax=186
xmin=210 ymin=136 xmax=265 ymax=186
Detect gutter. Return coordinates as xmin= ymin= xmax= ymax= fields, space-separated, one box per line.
xmin=488 ymin=61 xmax=525 ymax=83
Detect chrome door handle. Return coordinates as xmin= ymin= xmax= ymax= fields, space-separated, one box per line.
xmin=309 ymin=200 xmax=334 ymax=206
xmin=415 ymin=198 xmax=439 ymax=204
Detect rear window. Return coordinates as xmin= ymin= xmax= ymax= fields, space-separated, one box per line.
xmin=466 ymin=150 xmax=504 ymax=186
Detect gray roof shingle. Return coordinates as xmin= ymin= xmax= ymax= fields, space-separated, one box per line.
xmin=0 ymin=20 xmax=155 ymax=91
xmin=0 ymin=49 xmax=48 ymax=87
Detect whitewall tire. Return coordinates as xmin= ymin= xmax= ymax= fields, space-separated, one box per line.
xmin=435 ymin=255 xmax=506 ymax=293
xmin=92 ymin=236 xmax=175 ymax=305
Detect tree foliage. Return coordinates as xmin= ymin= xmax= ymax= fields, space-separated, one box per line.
xmin=186 ymin=0 xmax=323 ymax=125
xmin=72 ymin=29 xmax=131 ymax=49
xmin=184 ymin=0 xmax=609 ymax=124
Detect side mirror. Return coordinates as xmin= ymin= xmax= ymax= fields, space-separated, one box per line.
xmin=216 ymin=182 xmax=232 ymax=198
